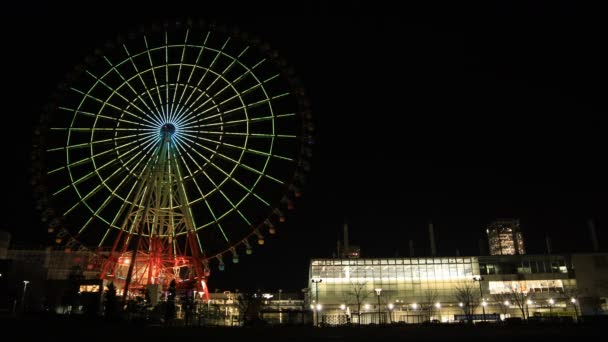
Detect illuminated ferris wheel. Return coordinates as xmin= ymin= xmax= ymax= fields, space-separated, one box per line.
xmin=32 ymin=21 xmax=313 ymax=297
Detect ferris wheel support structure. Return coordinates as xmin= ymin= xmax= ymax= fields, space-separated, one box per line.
xmin=102 ymin=123 xmax=209 ymax=300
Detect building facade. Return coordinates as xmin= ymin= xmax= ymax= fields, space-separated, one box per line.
xmin=486 ymin=219 xmax=526 ymax=255
xmin=308 ymin=253 xmax=608 ymax=325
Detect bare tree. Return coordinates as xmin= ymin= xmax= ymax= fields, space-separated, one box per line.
xmin=507 ymin=285 xmax=530 ymax=319
xmin=420 ymin=289 xmax=439 ymax=321
xmin=453 ymin=283 xmax=479 ymax=322
xmin=558 ymin=287 xmax=583 ymax=319
xmin=343 ymin=280 xmax=371 ymax=325
xmin=491 ymin=293 xmax=511 ymax=316
xmin=235 ymin=291 xmax=264 ymax=326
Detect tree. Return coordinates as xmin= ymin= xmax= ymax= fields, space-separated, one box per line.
xmin=491 ymin=293 xmax=511 ymax=316
xmin=343 ymin=280 xmax=370 ymax=325
xmin=63 ymin=265 xmax=84 ymax=313
xmin=164 ymin=280 xmax=176 ymax=324
xmin=104 ymin=282 xmax=119 ymax=320
xmin=235 ymin=291 xmax=264 ymax=326
xmin=558 ymin=287 xmax=583 ymax=319
xmin=181 ymin=292 xmax=194 ymax=326
xmin=507 ymin=283 xmax=529 ymax=319
xmin=420 ymin=289 xmax=439 ymax=321
xmin=453 ymin=283 xmax=479 ymax=322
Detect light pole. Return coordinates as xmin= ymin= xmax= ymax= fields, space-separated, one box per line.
xmin=312 ymin=277 xmax=322 ymax=327
xmin=570 ymin=298 xmax=579 ymax=321
xmin=375 ymin=288 xmax=382 ymax=324
xmin=278 ymin=289 xmax=282 ymax=324
xmin=473 ymin=276 xmax=486 ymax=322
xmin=548 ymin=298 xmax=554 ymax=316
xmin=21 ymin=280 xmax=29 ymax=313
xmin=388 ymin=303 xmax=394 ymax=323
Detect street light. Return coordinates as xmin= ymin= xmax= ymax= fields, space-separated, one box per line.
xmin=388 ymin=303 xmax=394 ymax=323
xmin=570 ymin=298 xmax=579 ymax=321
xmin=278 ymin=289 xmax=282 ymax=324
xmin=374 ymin=288 xmax=382 ymax=324
xmin=526 ymin=299 xmax=533 ymax=319
xmin=473 ymin=276 xmax=486 ymax=322
xmin=311 ymin=277 xmax=322 ymax=327
xmin=548 ymin=298 xmax=554 ymax=316
xmin=21 ymin=280 xmax=29 ymax=313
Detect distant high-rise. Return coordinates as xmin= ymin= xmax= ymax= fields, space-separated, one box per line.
xmin=486 ymin=219 xmax=525 ymax=255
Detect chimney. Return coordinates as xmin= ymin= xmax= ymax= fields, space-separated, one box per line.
xmin=429 ymin=221 xmax=437 ymax=256
xmin=478 ymin=238 xmax=487 ymax=255
xmin=588 ymin=219 xmax=599 ymax=252
xmin=409 ymin=239 xmax=415 ymax=257
xmin=455 ymin=249 xmax=460 ymax=256
xmin=343 ymin=222 xmax=349 ymax=256
xmin=545 ymin=235 xmax=552 ymax=254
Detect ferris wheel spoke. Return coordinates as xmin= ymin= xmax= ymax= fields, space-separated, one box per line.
xmin=179 ymin=129 xmax=296 ymax=140
xmin=172 ymin=142 xmax=218 ymax=206
xmin=70 ymin=88 xmax=156 ymax=126
xmin=169 ymin=29 xmax=190 ymax=120
xmin=76 ymin=216 xmax=95 ymax=237
xmin=84 ymin=70 xmax=160 ymax=127
xmin=177 ymin=36 xmax=231 ymax=119
xmin=175 ymin=31 xmax=210 ymax=114
xmin=123 ymin=44 xmax=165 ymax=122
xmin=174 ymin=140 xmax=230 ymax=240
xmin=177 ymin=68 xmax=276 ymax=126
xmin=48 ymin=137 xmax=146 ymax=174
xmin=181 ymin=131 xmax=292 ymax=162
xmin=194 ymin=233 xmax=205 ymax=256
xmin=143 ymin=35 xmax=168 ymax=121
xmin=80 ymin=152 xmax=147 ymax=235
xmin=184 ymin=91 xmax=288 ymax=127
xmin=59 ymin=136 xmax=159 ymax=200
xmin=174 ymin=136 xmax=269 ymax=211
xmin=180 ymin=46 xmax=249 ymax=118
xmin=103 ymin=56 xmax=159 ymax=121
xmin=58 ymin=106 xmax=145 ymax=128
xmin=193 ymin=113 xmax=294 ymax=131
xmin=184 ymin=56 xmax=265 ymax=117
xmin=164 ymin=32 xmax=171 ymax=118
xmin=176 ymin=134 xmax=279 ymax=197
xmin=48 ymin=131 xmax=156 ymax=152
xmin=51 ymin=127 xmax=155 ymax=132
xmin=185 ymin=69 xmax=276 ymax=123
xmin=174 ymin=137 xmax=268 ymax=218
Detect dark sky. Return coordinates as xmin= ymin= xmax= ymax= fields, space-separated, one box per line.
xmin=2 ymin=1 xmax=607 ymax=292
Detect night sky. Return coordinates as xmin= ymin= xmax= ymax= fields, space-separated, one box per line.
xmin=2 ymin=1 xmax=607 ymax=292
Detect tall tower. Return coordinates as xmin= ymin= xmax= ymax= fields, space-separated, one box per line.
xmin=486 ymin=219 xmax=525 ymax=255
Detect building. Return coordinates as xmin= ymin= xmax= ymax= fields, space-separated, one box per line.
xmin=486 ymin=219 xmax=526 ymax=256
xmin=307 ymin=253 xmax=608 ymax=325
xmin=1 ymin=246 xmax=103 ymax=314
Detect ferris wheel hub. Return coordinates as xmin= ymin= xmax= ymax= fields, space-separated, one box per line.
xmin=160 ymin=123 xmax=176 ymax=136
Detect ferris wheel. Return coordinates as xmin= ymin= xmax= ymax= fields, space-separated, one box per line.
xmin=32 ymin=21 xmax=313 ymax=296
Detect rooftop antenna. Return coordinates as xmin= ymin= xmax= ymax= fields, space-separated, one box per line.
xmin=429 ymin=220 xmax=437 ymax=256
xmin=588 ymin=219 xmax=599 ymax=252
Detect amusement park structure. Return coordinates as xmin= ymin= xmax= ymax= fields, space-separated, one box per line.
xmin=32 ymin=20 xmax=312 ymax=300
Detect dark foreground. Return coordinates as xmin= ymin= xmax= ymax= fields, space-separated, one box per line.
xmin=2 ymin=316 xmax=604 ymax=341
